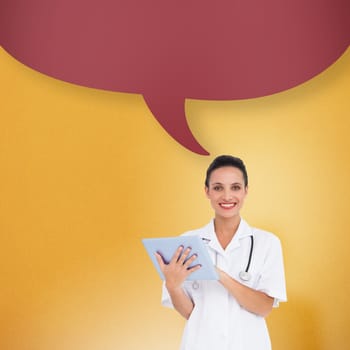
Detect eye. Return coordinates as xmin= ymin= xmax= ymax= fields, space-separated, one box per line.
xmin=232 ymin=185 xmax=241 ymax=191
xmin=213 ymin=185 xmax=223 ymax=191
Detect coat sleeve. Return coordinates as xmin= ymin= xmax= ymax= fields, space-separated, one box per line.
xmin=256 ymin=235 xmax=287 ymax=307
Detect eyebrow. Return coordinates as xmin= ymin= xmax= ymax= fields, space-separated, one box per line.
xmin=211 ymin=182 xmax=243 ymax=185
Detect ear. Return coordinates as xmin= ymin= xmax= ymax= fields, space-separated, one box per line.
xmin=245 ymin=186 xmax=249 ymax=195
xmin=204 ymin=186 xmax=210 ymax=198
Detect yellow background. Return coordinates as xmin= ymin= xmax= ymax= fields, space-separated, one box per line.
xmin=1 ymin=47 xmax=349 ymax=349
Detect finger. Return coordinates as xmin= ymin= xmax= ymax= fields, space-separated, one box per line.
xmin=178 ymin=247 xmax=192 ymax=264
xmin=183 ymin=253 xmax=198 ymax=268
xmin=170 ymin=245 xmax=184 ymax=263
xmin=155 ymin=252 xmax=165 ymax=268
xmin=186 ymin=263 xmax=202 ymax=274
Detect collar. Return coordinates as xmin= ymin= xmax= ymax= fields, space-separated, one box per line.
xmin=200 ymin=218 xmax=253 ymax=254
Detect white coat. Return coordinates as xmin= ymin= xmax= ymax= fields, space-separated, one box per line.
xmin=161 ymin=218 xmax=287 ymax=350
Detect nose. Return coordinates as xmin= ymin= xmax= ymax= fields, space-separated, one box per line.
xmin=223 ymin=189 xmax=233 ymax=201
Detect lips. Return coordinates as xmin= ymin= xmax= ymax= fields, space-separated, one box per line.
xmin=219 ymin=203 xmax=237 ymax=209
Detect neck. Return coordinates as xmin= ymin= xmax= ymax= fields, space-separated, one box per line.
xmin=214 ymin=215 xmax=241 ymax=249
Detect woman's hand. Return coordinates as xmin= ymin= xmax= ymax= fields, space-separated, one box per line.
xmin=216 ymin=267 xmax=274 ymax=317
xmin=155 ymin=246 xmax=201 ymax=320
xmin=155 ymin=246 xmax=201 ymax=291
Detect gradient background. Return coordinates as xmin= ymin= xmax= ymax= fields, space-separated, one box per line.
xmin=1 ymin=46 xmax=350 ymax=349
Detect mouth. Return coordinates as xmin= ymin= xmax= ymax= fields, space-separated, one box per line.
xmin=219 ymin=202 xmax=237 ymax=209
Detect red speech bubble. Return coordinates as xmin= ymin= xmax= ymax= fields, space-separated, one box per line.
xmin=1 ymin=0 xmax=349 ymax=154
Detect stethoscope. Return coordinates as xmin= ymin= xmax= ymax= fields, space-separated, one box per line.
xmin=192 ymin=235 xmax=254 ymax=289
xmin=238 ymin=235 xmax=254 ymax=281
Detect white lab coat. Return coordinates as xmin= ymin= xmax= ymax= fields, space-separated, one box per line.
xmin=161 ymin=218 xmax=287 ymax=350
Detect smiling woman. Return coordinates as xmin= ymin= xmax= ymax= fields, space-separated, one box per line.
xmin=155 ymin=155 xmax=287 ymax=350
xmin=204 ymin=157 xmax=248 ymax=229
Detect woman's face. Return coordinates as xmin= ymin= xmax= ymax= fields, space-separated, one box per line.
xmin=205 ymin=166 xmax=248 ymax=219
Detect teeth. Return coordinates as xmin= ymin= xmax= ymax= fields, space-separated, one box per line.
xmin=220 ymin=203 xmax=235 ymax=208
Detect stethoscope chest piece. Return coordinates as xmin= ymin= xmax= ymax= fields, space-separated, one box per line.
xmin=239 ymin=271 xmax=251 ymax=281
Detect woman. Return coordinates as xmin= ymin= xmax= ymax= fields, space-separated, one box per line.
xmin=155 ymin=155 xmax=287 ymax=350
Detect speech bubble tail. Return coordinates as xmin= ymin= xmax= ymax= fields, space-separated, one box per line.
xmin=143 ymin=95 xmax=209 ymax=156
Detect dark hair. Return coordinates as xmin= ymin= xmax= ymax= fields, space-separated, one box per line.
xmin=205 ymin=155 xmax=248 ymax=187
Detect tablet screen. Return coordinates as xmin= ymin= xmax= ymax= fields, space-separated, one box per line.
xmin=142 ymin=235 xmax=219 ymax=280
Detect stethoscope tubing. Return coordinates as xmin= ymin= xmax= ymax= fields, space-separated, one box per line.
xmin=193 ymin=234 xmax=254 ymax=289
xmin=238 ymin=235 xmax=254 ymax=281
xmin=245 ymin=235 xmax=254 ymax=274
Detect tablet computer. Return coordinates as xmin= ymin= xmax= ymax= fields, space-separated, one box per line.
xmin=142 ymin=235 xmax=219 ymax=281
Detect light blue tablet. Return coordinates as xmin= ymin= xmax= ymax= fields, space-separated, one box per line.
xmin=142 ymin=236 xmax=219 ymax=281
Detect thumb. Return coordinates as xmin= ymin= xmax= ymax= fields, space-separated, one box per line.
xmin=155 ymin=252 xmax=165 ymax=268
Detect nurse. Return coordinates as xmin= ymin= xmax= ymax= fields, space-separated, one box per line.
xmin=155 ymin=155 xmax=287 ymax=350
